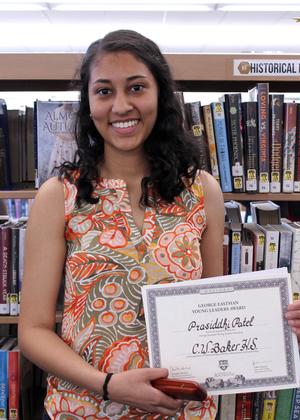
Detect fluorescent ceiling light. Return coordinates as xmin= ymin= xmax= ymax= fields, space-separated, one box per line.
xmin=52 ymin=3 xmax=213 ymax=11
xmin=219 ymin=4 xmax=300 ymax=11
xmin=0 ymin=3 xmax=48 ymax=10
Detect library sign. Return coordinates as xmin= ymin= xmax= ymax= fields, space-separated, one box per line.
xmin=233 ymin=59 xmax=300 ymax=77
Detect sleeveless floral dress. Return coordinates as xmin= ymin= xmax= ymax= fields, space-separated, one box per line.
xmin=44 ymin=174 xmax=218 ymax=419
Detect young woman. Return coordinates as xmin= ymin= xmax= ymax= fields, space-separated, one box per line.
xmin=19 ymin=29 xmax=239 ymax=419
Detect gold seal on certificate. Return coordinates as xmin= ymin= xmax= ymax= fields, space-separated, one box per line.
xmin=142 ymin=268 xmax=300 ymax=395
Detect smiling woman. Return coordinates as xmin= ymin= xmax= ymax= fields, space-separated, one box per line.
xmin=18 ymin=29 xmax=225 ymax=420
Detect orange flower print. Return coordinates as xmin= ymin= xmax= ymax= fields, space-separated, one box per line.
xmin=100 ymin=337 xmax=145 ymax=372
xmin=184 ymin=396 xmax=218 ymax=419
xmin=119 ymin=310 xmax=136 ymax=325
xmin=99 ymin=311 xmax=117 ymax=327
xmin=154 ymin=224 xmax=202 ymax=280
xmin=127 ymin=267 xmax=145 ymax=284
xmin=99 ymin=227 xmax=127 ymax=248
xmin=102 ymin=283 xmax=122 ymax=298
xmin=110 ymin=298 xmax=128 ymax=312
xmin=64 ymin=180 xmax=77 ymax=216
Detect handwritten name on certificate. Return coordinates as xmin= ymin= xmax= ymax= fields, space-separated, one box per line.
xmin=142 ymin=268 xmax=300 ymax=395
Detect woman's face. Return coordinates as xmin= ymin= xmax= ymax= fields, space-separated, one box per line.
xmin=88 ymin=51 xmax=158 ymax=155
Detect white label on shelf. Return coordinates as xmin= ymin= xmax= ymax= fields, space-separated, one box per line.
xmin=246 ymin=179 xmax=257 ymax=191
xmin=270 ymin=182 xmax=281 ymax=193
xmin=233 ymin=59 xmax=300 ymax=77
xmin=259 ymin=180 xmax=270 ymax=193
xmin=294 ymin=181 xmax=300 ymax=192
xmin=283 ymin=180 xmax=293 ymax=193
xmin=232 ymin=163 xmax=243 ymax=176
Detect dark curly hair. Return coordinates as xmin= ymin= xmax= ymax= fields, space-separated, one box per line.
xmin=59 ymin=29 xmax=204 ymax=206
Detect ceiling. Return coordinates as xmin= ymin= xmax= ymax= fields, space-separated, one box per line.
xmin=0 ymin=2 xmax=300 ymax=54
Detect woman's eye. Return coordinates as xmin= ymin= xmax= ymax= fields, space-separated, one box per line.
xmin=131 ymin=84 xmax=144 ymax=92
xmin=97 ymin=88 xmax=111 ymax=96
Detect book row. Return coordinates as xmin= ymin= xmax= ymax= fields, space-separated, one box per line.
xmin=217 ymin=388 xmax=300 ymax=420
xmin=0 ymin=99 xmax=78 ymax=190
xmin=224 ymin=200 xmax=300 ymax=296
xmin=180 ymin=83 xmax=300 ymax=193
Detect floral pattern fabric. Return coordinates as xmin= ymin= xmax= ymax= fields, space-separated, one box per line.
xmin=45 ymin=174 xmax=218 ymax=419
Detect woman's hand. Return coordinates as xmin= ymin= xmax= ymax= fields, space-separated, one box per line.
xmin=286 ymin=300 xmax=300 ymax=340
xmin=107 ymin=368 xmax=183 ymax=415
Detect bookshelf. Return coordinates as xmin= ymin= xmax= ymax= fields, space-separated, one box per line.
xmin=1 ymin=51 xmax=300 ymax=419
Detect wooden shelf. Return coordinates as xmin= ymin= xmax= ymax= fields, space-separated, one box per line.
xmin=223 ymin=193 xmax=300 ymax=202
xmin=1 ymin=190 xmax=300 ymax=202
xmin=0 ymin=312 xmax=62 ymax=324
xmin=0 ymin=190 xmax=36 ymax=199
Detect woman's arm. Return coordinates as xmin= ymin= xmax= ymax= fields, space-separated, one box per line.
xmin=18 ymin=177 xmax=181 ymax=415
xmin=199 ymin=171 xmax=225 ymax=278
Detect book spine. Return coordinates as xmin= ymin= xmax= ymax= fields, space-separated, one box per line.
xmin=240 ymin=242 xmax=253 ymax=273
xmin=0 ymin=100 xmax=11 ymax=190
xmin=241 ymin=102 xmax=258 ymax=192
xmin=269 ymin=94 xmax=284 ymax=192
xmin=9 ymin=228 xmax=19 ymax=316
xmin=211 ymin=102 xmax=233 ymax=192
xmin=275 ymin=389 xmax=294 ymax=420
xmin=261 ymin=392 xmax=277 ymax=420
xmin=224 ymin=94 xmax=244 ymax=192
xmin=0 ymin=227 xmax=10 ymax=315
xmin=282 ymin=102 xmax=297 ymax=192
xmin=235 ymin=392 xmax=253 ymax=420
xmin=262 ymin=229 xmax=279 ymax=270
xmin=230 ymin=226 xmax=241 ymax=274
xmin=290 ymin=387 xmax=300 ymax=420
xmin=223 ymin=223 xmax=230 ymax=275
xmin=277 ymin=230 xmax=293 ymax=272
xmin=219 ymin=394 xmax=236 ymax=420
xmin=294 ymin=104 xmax=300 ymax=191
xmin=282 ymin=223 xmax=300 ymax=295
xmin=257 ymin=84 xmax=270 ymax=193
xmin=8 ymin=350 xmax=19 ymax=420
xmin=0 ymin=350 xmax=8 ymax=420
xmin=185 ymin=101 xmax=211 ymax=173
xmin=202 ymin=105 xmax=220 ymax=183
xmin=252 ymin=392 xmax=263 ymax=420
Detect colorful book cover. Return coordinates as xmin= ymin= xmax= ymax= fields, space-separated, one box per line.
xmin=184 ymin=101 xmax=211 ymax=173
xmin=248 ymin=83 xmax=270 ymax=193
xmin=202 ymin=104 xmax=220 ymax=183
xmin=282 ymin=102 xmax=297 ymax=193
xmin=8 ymin=346 xmax=19 ymax=420
xmin=269 ymin=94 xmax=284 ymax=193
xmin=211 ymin=102 xmax=233 ymax=192
xmin=223 ymin=93 xmax=245 ymax=192
xmin=294 ymin=104 xmax=300 ymax=192
xmin=241 ymin=101 xmax=258 ymax=192
xmin=35 ymin=100 xmax=79 ymax=187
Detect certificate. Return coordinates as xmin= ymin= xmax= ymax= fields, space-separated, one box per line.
xmin=142 ymin=268 xmax=300 ymax=395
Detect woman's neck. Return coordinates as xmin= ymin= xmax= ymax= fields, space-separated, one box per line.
xmin=100 ymin=151 xmax=150 ymax=182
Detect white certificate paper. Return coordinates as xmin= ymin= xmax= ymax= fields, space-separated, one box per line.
xmin=142 ymin=268 xmax=300 ymax=395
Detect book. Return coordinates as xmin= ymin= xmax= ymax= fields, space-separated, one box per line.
xmin=24 ymin=106 xmax=35 ymax=183
xmin=240 ymin=228 xmax=254 ymax=273
xmin=0 ymin=99 xmax=11 ymax=190
xmin=202 ymin=104 xmax=220 ymax=184
xmin=8 ymin=345 xmax=19 ymax=420
xmin=7 ymin=109 xmax=24 ymax=188
xmin=241 ymin=101 xmax=258 ymax=192
xmin=243 ymin=223 xmax=265 ymax=271
xmin=258 ymin=225 xmax=279 ymax=270
xmin=274 ymin=389 xmax=294 ymax=420
xmin=184 ymin=101 xmax=211 ymax=173
xmin=282 ymin=102 xmax=297 ymax=193
xmin=294 ymin=104 xmax=300 ymax=192
xmin=219 ymin=394 xmax=236 ymax=420
xmin=271 ymin=224 xmax=293 ymax=272
xmin=269 ymin=94 xmax=284 ymax=193
xmin=225 ymin=201 xmax=242 ymax=274
xmin=223 ymin=222 xmax=230 ymax=276
xmin=0 ymin=338 xmax=17 ymax=420
xmin=248 ymin=83 xmax=270 ymax=193
xmin=290 ymin=387 xmax=300 ymax=420
xmin=0 ymin=222 xmax=12 ymax=315
xmin=261 ymin=391 xmax=277 ymax=420
xmin=250 ymin=201 xmax=281 ymax=226
xmin=283 ymin=222 xmax=300 ymax=295
xmin=235 ymin=392 xmax=253 ymax=420
xmin=35 ymin=100 xmax=79 ymax=187
xmin=211 ymin=102 xmax=233 ymax=192
xmin=223 ymin=93 xmax=244 ymax=192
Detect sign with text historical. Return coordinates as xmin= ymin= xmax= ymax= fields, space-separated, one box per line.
xmin=233 ymin=59 xmax=300 ymax=77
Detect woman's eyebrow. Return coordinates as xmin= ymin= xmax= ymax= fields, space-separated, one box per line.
xmin=92 ymin=75 xmax=147 ymax=85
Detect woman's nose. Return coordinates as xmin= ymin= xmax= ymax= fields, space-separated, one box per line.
xmin=112 ymin=92 xmax=133 ymax=114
